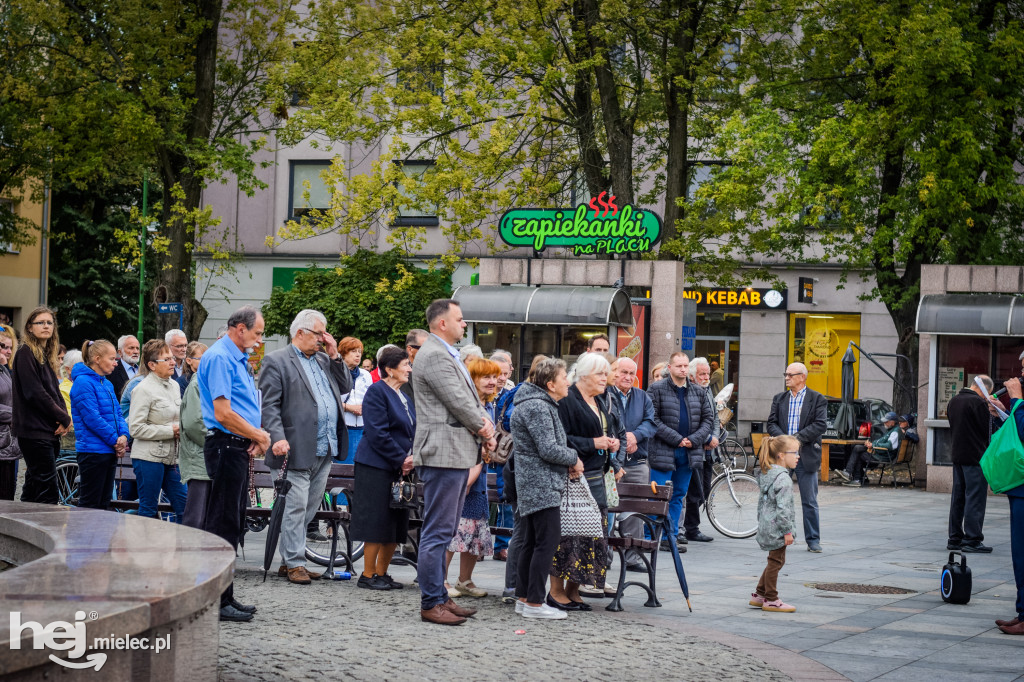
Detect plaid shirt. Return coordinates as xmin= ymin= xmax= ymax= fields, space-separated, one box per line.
xmin=787 ymin=387 xmax=806 ymax=435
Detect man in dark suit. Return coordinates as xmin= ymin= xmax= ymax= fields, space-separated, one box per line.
xmin=108 ymin=335 xmax=140 ymax=398
xmin=767 ymin=362 xmax=828 ymax=552
xmin=945 ymin=375 xmax=994 ymax=553
xmin=259 ymin=309 xmax=352 ymax=584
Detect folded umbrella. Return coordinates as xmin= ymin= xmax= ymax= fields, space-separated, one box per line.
xmin=262 ymin=460 xmax=292 ymax=583
xmin=663 ymin=516 xmax=692 ymax=612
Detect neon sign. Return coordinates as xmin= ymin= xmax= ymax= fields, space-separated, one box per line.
xmin=498 ymin=192 xmax=662 ymax=256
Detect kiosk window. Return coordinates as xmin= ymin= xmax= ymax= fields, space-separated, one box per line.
xmin=788 ymin=313 xmax=861 ymax=397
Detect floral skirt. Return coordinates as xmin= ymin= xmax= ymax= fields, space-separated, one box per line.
xmin=448 ymin=517 xmax=494 ymax=557
xmin=550 ymin=535 xmax=609 ymax=587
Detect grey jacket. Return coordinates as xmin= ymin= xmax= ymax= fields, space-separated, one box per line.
xmin=756 ymin=465 xmax=797 ymax=551
xmin=0 ymin=367 xmax=21 ymax=462
xmin=260 ymin=346 xmax=352 ymax=472
xmin=510 ymin=382 xmax=579 ymax=517
xmin=411 ymin=334 xmax=487 ymax=469
xmin=647 ymin=377 xmax=714 ymax=472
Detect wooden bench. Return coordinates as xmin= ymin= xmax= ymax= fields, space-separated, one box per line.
xmin=870 ymin=439 xmax=917 ymax=487
xmin=109 ymin=455 xmax=357 ymax=577
xmin=605 ymin=481 xmax=672 ymax=612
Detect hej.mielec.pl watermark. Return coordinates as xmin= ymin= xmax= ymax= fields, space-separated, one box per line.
xmin=10 ymin=610 xmax=171 ymax=671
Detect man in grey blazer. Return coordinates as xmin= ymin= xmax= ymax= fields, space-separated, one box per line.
xmin=767 ymin=362 xmax=828 ymax=552
xmin=413 ymin=299 xmax=495 ymax=625
xmin=260 ymin=309 xmax=352 ymax=584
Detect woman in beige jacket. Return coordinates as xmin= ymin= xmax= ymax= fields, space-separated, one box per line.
xmin=128 ymin=339 xmax=186 ymax=520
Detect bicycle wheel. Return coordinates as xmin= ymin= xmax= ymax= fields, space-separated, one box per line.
xmin=705 ymin=471 xmax=759 ymax=538
xmin=305 ymin=493 xmax=364 ymax=567
xmin=723 ymin=438 xmax=753 ymax=472
xmin=55 ymin=460 xmax=80 ymax=506
xmin=246 ymin=487 xmax=269 ymax=533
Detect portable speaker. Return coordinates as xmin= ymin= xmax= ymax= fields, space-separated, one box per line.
xmin=940 ymin=551 xmax=972 ymax=604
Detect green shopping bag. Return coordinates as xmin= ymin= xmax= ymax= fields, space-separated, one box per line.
xmin=980 ymin=400 xmax=1024 ymax=494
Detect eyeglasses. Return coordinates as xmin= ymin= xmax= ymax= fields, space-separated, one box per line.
xmin=784 ymin=450 xmax=800 ymax=455
xmin=0 ymin=342 xmax=10 ymax=350
xmin=783 ymin=372 xmax=803 ymax=378
xmin=170 ymin=343 xmax=188 ymax=350
xmin=408 ymin=344 xmax=421 ymax=350
xmin=301 ymin=328 xmax=325 ymax=338
xmin=151 ymin=357 xmax=176 ymax=364
xmin=31 ymin=320 xmax=54 ymax=327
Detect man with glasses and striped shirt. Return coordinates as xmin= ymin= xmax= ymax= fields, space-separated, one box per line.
xmin=767 ymin=362 xmax=827 ymax=553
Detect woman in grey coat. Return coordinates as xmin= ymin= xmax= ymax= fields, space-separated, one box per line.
xmin=0 ymin=325 xmax=22 ymax=500
xmin=510 ymin=358 xmax=583 ymax=620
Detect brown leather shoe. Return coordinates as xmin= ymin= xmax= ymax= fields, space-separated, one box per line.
xmin=278 ymin=564 xmax=322 ymax=580
xmin=420 ymin=604 xmax=466 ymax=625
xmin=286 ymin=566 xmax=312 ymax=585
xmin=494 ymin=549 xmax=508 ymax=561
xmin=442 ymin=598 xmax=477 ymax=618
xmin=995 ymin=617 xmax=1021 ymax=627
xmin=999 ymin=620 xmax=1024 ymax=635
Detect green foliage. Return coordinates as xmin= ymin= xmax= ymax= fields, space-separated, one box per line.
xmin=47 ymin=183 xmax=160 ymax=348
xmin=261 ymin=249 xmax=452 ymax=357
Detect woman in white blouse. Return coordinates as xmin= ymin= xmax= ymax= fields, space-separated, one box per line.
xmin=338 ymin=336 xmax=373 ymax=462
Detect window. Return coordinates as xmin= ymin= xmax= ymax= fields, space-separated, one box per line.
xmin=686 ymin=162 xmax=729 ymax=202
xmin=392 ymin=161 xmax=439 ymax=226
xmin=288 ymin=161 xmax=331 ymax=221
xmin=396 ymin=64 xmax=444 ymax=98
xmin=0 ymin=199 xmax=18 ymax=254
xmin=788 ymin=313 xmax=861 ymax=398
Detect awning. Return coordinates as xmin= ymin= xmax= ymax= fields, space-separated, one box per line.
xmin=916 ymin=294 xmax=1024 ymax=336
xmin=452 ymin=285 xmax=633 ymax=327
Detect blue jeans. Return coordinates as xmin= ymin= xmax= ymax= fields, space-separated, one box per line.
xmin=416 ymin=465 xmax=469 ymax=611
xmin=133 ymin=459 xmax=187 ymax=521
xmin=649 ymin=448 xmax=692 ymax=538
xmin=342 ymin=427 xmax=362 ymax=463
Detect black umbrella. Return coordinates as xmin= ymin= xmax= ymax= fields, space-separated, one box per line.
xmin=262 ymin=466 xmax=292 ymax=582
xmin=662 ymin=516 xmax=692 ymax=612
xmin=834 ymin=345 xmax=858 ymax=438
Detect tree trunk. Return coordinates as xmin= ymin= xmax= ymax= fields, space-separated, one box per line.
xmin=660 ymin=0 xmax=694 ymax=251
xmin=154 ymin=0 xmax=220 ymax=340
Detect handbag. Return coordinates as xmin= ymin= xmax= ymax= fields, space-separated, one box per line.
xmin=604 ymin=469 xmax=619 ymax=508
xmin=980 ymin=401 xmax=1024 ymax=494
xmin=560 ymin=474 xmax=605 ymax=537
xmin=390 ymin=475 xmax=418 ymax=509
xmin=489 ymin=399 xmax=514 ymax=465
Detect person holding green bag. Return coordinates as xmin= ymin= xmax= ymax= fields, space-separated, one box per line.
xmin=986 ymin=378 xmax=1024 ymax=635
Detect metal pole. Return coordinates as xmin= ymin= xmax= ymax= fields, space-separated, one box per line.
xmin=138 ymin=172 xmax=148 ymax=341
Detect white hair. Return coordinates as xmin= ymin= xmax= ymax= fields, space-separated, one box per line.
xmin=164 ymin=329 xmax=186 ymax=344
xmin=490 ymin=349 xmax=512 ymax=365
xmin=569 ymin=352 xmax=611 ymax=384
xmin=62 ymin=349 xmax=83 ymax=370
xmin=377 ymin=344 xmax=399 ymax=361
xmin=688 ymin=356 xmax=710 ymax=380
xmin=117 ymin=334 xmax=130 ymax=350
xmin=289 ymin=309 xmax=327 ymax=339
xmin=459 ymin=344 xmax=484 ymax=363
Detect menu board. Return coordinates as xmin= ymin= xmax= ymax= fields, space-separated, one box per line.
xmin=937 ymin=367 xmax=964 ymax=418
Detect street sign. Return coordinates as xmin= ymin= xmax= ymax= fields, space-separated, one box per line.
xmin=157 ymin=303 xmax=184 ymax=331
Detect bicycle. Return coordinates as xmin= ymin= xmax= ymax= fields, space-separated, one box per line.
xmin=304 ymin=491 xmax=365 ymax=568
xmin=55 ymin=453 xmax=80 ymax=506
xmin=703 ymin=443 xmax=759 ymax=539
xmin=710 ymin=430 xmax=755 ymax=475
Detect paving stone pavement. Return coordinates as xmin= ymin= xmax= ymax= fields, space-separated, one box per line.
xmin=221 ymin=482 xmax=1024 ymax=681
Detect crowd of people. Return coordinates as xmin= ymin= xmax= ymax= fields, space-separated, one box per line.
xmin=0 ymin=300 xmax=1021 ymax=634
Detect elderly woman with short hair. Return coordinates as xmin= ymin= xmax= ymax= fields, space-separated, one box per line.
xmin=549 ymin=352 xmax=620 ymax=609
xmin=681 ymin=357 xmax=721 ymax=543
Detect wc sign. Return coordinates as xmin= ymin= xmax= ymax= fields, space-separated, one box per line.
xmin=10 ymin=610 xmax=172 ymax=671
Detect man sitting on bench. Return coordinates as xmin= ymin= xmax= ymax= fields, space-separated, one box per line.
xmin=836 ymin=411 xmax=903 ymax=488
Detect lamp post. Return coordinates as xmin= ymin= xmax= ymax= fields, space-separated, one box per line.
xmin=138 ymin=172 xmax=149 ymax=341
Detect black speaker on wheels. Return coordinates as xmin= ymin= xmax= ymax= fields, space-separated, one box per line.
xmin=940 ymin=551 xmax=972 ymax=604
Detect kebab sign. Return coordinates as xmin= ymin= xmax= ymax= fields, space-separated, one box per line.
xmin=498 ymin=192 xmax=662 ymax=256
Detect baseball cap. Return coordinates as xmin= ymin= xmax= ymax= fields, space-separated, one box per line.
xmin=883 ymin=411 xmax=899 ymax=422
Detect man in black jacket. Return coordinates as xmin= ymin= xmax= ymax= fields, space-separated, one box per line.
xmin=108 ymin=335 xmax=140 ymax=398
xmin=767 ymin=362 xmax=827 ymax=552
xmin=946 ymin=376 xmax=995 ymax=553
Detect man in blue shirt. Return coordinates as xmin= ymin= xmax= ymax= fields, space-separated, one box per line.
xmin=259 ymin=309 xmax=351 ymax=586
xmin=196 ymin=305 xmax=271 ymax=623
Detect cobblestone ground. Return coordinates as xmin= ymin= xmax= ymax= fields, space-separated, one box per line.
xmin=218 ymin=565 xmax=790 ymax=681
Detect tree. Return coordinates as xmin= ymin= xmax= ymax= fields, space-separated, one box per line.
xmin=4 ymin=0 xmax=298 ymax=338
xmin=672 ymin=0 xmax=1024 ymax=414
xmin=261 ymin=249 xmax=452 ymax=357
xmin=47 ymin=183 xmax=160 ymax=347
xmin=271 ymin=0 xmax=745 ymax=263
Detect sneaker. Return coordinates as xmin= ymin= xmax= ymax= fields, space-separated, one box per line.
xmin=807 ymin=542 xmax=823 ymax=553
xmin=522 ymin=603 xmax=568 ymax=619
xmin=762 ymin=599 xmax=796 ymax=613
xmin=380 ymin=573 xmax=404 ymax=589
xmin=357 ymin=573 xmax=391 ymax=591
xmin=749 ymin=592 xmax=766 ymax=608
xmin=515 ymin=599 xmax=525 ymax=614
xmin=960 ymin=543 xmax=993 ymax=553
xmin=842 ymin=479 xmax=862 ymax=487
xmin=455 ymin=579 xmax=487 ymax=598
xmin=834 ymin=469 xmax=851 ymax=482
xmin=502 ymin=588 xmax=517 ymax=604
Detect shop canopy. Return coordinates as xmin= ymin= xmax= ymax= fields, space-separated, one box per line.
xmin=916 ymin=294 xmax=1024 ymax=336
xmin=452 ymin=285 xmax=633 ymax=327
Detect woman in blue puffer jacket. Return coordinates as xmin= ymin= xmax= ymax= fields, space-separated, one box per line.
xmin=70 ymin=339 xmax=129 ymax=510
